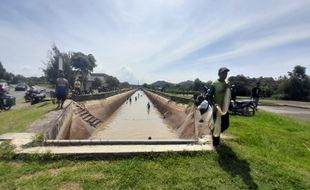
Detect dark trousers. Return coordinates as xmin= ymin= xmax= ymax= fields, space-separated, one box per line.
xmin=212 ymin=112 xmax=230 ymax=146
xmin=199 ymin=108 xmax=208 ymax=115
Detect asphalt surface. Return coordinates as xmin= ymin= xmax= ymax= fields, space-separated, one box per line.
xmin=260 ymin=99 xmax=310 ymax=109
xmin=6 ymin=85 xmax=54 ymax=109
xmin=259 ymin=106 xmax=310 ymax=121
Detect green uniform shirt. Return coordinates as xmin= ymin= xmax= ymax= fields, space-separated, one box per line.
xmin=209 ymin=80 xmax=227 ymax=109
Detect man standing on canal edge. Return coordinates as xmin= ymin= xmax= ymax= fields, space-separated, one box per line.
xmin=208 ymin=67 xmax=231 ymax=147
xmin=251 ymin=82 xmax=261 ymax=109
xmin=55 ymin=72 xmax=69 ymax=109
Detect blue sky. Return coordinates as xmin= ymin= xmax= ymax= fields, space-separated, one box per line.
xmin=0 ymin=0 xmax=310 ymax=84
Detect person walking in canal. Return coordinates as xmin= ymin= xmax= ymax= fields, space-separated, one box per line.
xmin=208 ymin=67 xmax=231 ymax=147
xmin=147 ymin=102 xmax=151 ymax=110
xmin=55 ymin=72 xmax=69 ymax=109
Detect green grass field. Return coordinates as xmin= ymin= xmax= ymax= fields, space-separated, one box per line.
xmin=0 ymin=103 xmax=309 ymax=189
xmin=0 ymin=102 xmax=55 ymax=134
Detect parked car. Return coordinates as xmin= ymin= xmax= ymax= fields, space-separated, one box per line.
xmin=0 ymin=82 xmax=10 ymax=93
xmin=15 ymin=83 xmax=28 ymax=91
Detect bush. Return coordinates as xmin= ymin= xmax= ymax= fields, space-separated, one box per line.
xmin=271 ymin=94 xmax=286 ymax=100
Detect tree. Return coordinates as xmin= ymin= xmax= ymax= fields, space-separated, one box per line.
xmin=120 ymin=82 xmax=130 ymax=89
xmin=0 ymin=62 xmax=15 ymax=82
xmin=228 ymin=75 xmax=251 ymax=96
xmin=193 ymin=78 xmax=204 ymax=91
xmin=280 ymin=65 xmax=310 ymax=100
xmin=92 ymin=77 xmax=102 ymax=89
xmin=105 ymin=75 xmax=120 ymax=90
xmin=71 ymin=52 xmax=97 ymax=90
xmin=43 ymin=45 xmax=74 ymax=86
xmin=0 ymin=62 xmax=6 ymax=79
xmin=288 ymin=65 xmax=307 ymax=79
xmin=12 ymin=74 xmax=26 ymax=84
xmin=142 ymin=83 xmax=149 ymax=88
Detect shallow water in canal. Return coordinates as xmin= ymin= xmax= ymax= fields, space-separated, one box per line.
xmin=91 ymin=90 xmax=178 ymax=140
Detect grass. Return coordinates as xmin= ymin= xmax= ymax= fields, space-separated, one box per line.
xmin=0 ymin=107 xmax=309 ymax=189
xmin=258 ymin=101 xmax=280 ymax=106
xmin=0 ymin=102 xmax=55 ymax=135
xmin=166 ymin=92 xmax=192 ymax=99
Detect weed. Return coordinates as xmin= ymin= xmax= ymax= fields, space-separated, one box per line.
xmin=0 ymin=141 xmax=16 ymax=160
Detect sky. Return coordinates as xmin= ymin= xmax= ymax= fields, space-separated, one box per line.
xmin=0 ymin=0 xmax=310 ymax=84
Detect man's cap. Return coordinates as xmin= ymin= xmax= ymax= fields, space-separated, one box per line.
xmin=218 ymin=67 xmax=230 ymax=74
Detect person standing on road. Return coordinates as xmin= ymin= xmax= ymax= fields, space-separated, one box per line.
xmin=251 ymin=82 xmax=261 ymax=109
xmin=0 ymin=84 xmax=6 ymax=110
xmin=55 ymin=72 xmax=69 ymax=109
xmin=208 ymin=67 xmax=231 ymax=147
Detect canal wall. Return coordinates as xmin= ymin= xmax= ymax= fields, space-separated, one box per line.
xmin=143 ymin=90 xmax=197 ymax=139
xmin=33 ymin=101 xmax=74 ymax=140
xmin=42 ymin=88 xmax=199 ymax=140
xmin=65 ymin=89 xmax=136 ymax=139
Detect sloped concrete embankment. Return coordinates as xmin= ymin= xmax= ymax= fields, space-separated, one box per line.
xmin=42 ymin=101 xmax=74 ymax=140
xmin=143 ymin=90 xmax=198 ymax=139
xmin=66 ymin=90 xmax=136 ymax=139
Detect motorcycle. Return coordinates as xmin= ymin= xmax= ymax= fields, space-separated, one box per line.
xmin=229 ymin=99 xmax=256 ymax=116
xmin=0 ymin=96 xmax=16 ymax=111
xmin=194 ymin=86 xmax=255 ymax=116
xmin=24 ymin=88 xmax=46 ymax=105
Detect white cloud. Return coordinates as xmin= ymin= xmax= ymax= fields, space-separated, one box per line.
xmin=196 ymin=29 xmax=310 ymax=65
xmin=0 ymin=0 xmax=309 ymax=83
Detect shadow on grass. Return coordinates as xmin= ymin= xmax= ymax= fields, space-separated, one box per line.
xmin=10 ymin=151 xmax=207 ymax=163
xmin=216 ymin=144 xmax=258 ymax=190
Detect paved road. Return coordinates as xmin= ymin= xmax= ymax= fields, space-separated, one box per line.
xmin=7 ymin=85 xmax=54 ymax=109
xmin=260 ymin=99 xmax=310 ymax=109
xmin=259 ymin=106 xmax=310 ymax=121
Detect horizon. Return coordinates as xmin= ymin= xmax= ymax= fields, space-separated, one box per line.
xmin=1 ymin=0 xmax=310 ymax=84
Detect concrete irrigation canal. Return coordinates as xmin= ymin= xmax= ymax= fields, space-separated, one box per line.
xmin=0 ymin=89 xmax=227 ymax=156
xmin=91 ymin=90 xmax=177 ymax=140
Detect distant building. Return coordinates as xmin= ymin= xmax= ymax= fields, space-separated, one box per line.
xmin=85 ymin=73 xmax=107 ymax=90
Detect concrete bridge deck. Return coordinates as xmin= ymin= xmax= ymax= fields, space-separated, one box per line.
xmin=0 ymin=132 xmax=215 ymax=156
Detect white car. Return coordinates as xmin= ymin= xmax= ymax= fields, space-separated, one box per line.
xmin=0 ymin=82 xmax=10 ymax=93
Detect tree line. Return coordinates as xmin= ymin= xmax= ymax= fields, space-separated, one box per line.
xmin=0 ymin=62 xmax=47 ymax=86
xmin=0 ymin=45 xmax=126 ymax=91
xmin=43 ymin=45 xmax=124 ymax=91
xmin=145 ymin=65 xmax=310 ymax=101
xmin=1 ymin=48 xmax=309 ymax=101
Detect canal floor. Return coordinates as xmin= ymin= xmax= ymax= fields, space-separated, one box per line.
xmin=91 ymin=90 xmax=178 ymax=140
